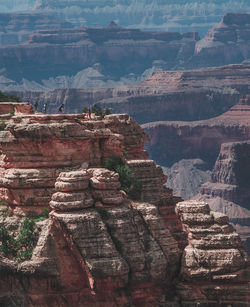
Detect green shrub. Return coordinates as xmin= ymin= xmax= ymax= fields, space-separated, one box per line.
xmin=0 ymin=91 xmax=21 ymax=102
xmin=1 ymin=208 xmax=13 ymax=218
xmin=0 ymin=121 xmax=6 ymax=131
xmin=91 ymin=104 xmax=103 ymax=116
xmin=0 ymin=225 xmax=17 ymax=257
xmin=0 ymin=217 xmax=38 ymax=262
xmin=34 ymin=208 xmax=50 ymax=222
xmin=103 ymin=156 xmax=142 ymax=200
xmin=103 ymin=108 xmax=111 ymax=116
xmin=9 ymin=109 xmax=15 ymax=116
xmin=103 ymin=156 xmax=123 ymax=171
xmin=82 ymin=107 xmax=88 ymax=113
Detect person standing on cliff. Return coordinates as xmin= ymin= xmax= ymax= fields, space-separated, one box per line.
xmin=87 ymin=108 xmax=92 ymax=120
xmin=43 ymin=103 xmax=47 ymax=114
xmin=58 ymin=103 xmax=65 ymax=114
xmin=34 ymin=101 xmax=38 ymax=113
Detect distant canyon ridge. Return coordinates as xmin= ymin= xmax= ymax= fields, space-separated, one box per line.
xmin=0 ymin=13 xmax=250 ymax=93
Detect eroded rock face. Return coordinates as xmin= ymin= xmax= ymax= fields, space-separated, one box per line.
xmin=176 ymin=200 xmax=249 ymax=305
xmin=0 ymin=24 xmax=197 ymax=86
xmin=0 ymin=104 xmax=248 ymax=306
xmin=192 ymin=13 xmax=250 ymax=68
xmin=17 ymin=64 xmax=250 ymax=122
xmin=143 ymin=95 xmax=250 ymax=166
xmin=0 ymin=12 xmax=73 ymax=46
xmin=197 ymin=140 xmax=250 ymax=251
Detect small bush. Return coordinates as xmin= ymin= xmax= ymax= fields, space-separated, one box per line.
xmin=9 ymin=110 xmax=15 ymax=116
xmin=0 ymin=91 xmax=21 ymax=102
xmin=103 ymin=156 xmax=142 ymax=200
xmin=82 ymin=107 xmax=88 ymax=113
xmin=103 ymin=156 xmax=123 ymax=171
xmin=92 ymin=104 xmax=103 ymax=116
xmin=34 ymin=208 xmax=50 ymax=222
xmin=0 ymin=225 xmax=17 ymax=257
xmin=103 ymin=108 xmax=111 ymax=116
xmin=0 ymin=121 xmax=6 ymax=131
xmin=0 ymin=217 xmax=38 ymax=262
xmin=1 ymin=208 xmax=13 ymax=218
xmin=0 ymin=201 xmax=8 ymax=206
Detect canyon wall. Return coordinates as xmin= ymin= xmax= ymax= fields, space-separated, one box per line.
xmin=190 ymin=13 xmax=250 ymax=68
xmin=0 ymin=13 xmax=73 ymax=46
xmin=1 ymin=13 xmax=250 ymax=93
xmin=0 ymin=103 xmax=248 ymax=306
xmin=0 ymin=24 xmax=198 ymax=84
xmin=143 ymin=97 xmax=250 ymax=166
xmin=13 ymin=64 xmax=250 ymax=123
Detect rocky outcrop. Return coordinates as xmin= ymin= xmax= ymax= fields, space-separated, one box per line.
xmin=143 ymin=94 xmax=250 ymax=166
xmin=0 ymin=104 xmax=248 ymax=306
xmin=196 ymin=140 xmax=250 ymax=249
xmin=1 ymin=13 xmax=250 ymax=93
xmin=10 ymin=1 xmax=249 ymax=37
xmin=14 ymin=64 xmax=250 ymax=123
xmin=189 ymin=13 xmax=250 ymax=68
xmin=0 ymin=13 xmax=73 ymax=46
xmin=162 ymin=159 xmax=212 ymax=200
xmin=176 ymin=200 xmax=249 ymax=306
xmin=0 ymin=24 xmax=197 ymax=85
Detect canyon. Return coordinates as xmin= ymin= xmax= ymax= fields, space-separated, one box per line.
xmin=0 ymin=13 xmax=250 ymax=92
xmin=1 ymin=0 xmax=249 ymax=37
xmin=0 ymin=103 xmax=249 ymax=306
xmin=144 ymin=95 xmax=250 ymax=253
xmin=13 ymin=64 xmax=250 ymax=124
xmin=0 ymin=13 xmax=73 ymax=46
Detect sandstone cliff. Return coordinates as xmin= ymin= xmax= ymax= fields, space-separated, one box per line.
xmin=13 ymin=64 xmax=250 ymax=123
xmin=0 ymin=103 xmax=248 ymax=306
xmin=197 ymin=141 xmax=250 ymax=246
xmin=0 ymin=12 xmax=73 ymax=46
xmin=190 ymin=13 xmax=250 ymax=68
xmin=0 ymin=24 xmax=197 ymax=85
xmin=143 ymin=95 xmax=250 ymax=166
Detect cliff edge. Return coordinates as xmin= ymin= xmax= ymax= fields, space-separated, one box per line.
xmin=0 ymin=103 xmax=248 ymax=306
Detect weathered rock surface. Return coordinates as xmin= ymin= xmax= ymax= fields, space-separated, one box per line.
xmin=0 ymin=13 xmax=250 ymax=94
xmin=0 ymin=104 xmax=248 ymax=306
xmin=162 ymin=159 xmax=212 ymax=200
xmin=191 ymin=13 xmax=250 ymax=68
xmin=176 ymin=200 xmax=249 ymax=306
xmin=15 ymin=64 xmax=250 ymax=124
xmin=196 ymin=140 xmax=250 ymax=253
xmin=0 ymin=24 xmax=197 ymax=86
xmin=0 ymin=12 xmax=73 ymax=46
xmin=143 ymin=94 xmax=250 ymax=166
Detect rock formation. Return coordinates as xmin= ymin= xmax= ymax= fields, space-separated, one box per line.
xmin=15 ymin=64 xmax=250 ymax=123
xmin=176 ymin=200 xmax=249 ymax=306
xmin=0 ymin=24 xmax=198 ymax=85
xmin=0 ymin=12 xmax=73 ymax=46
xmin=0 ymin=13 xmax=250 ymax=93
xmin=0 ymin=103 xmax=248 ymax=306
xmin=143 ymin=94 xmax=250 ymax=166
xmin=5 ymin=1 xmax=249 ymax=37
xmin=197 ymin=140 xmax=250 ymax=250
xmin=191 ymin=13 xmax=250 ymax=68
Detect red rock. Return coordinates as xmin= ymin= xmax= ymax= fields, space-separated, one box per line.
xmin=0 ymin=104 xmax=248 ymax=306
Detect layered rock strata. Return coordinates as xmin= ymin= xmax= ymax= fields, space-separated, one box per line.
xmin=143 ymin=95 xmax=250 ymax=166
xmin=16 ymin=64 xmax=250 ymax=122
xmin=0 ymin=104 xmax=248 ymax=306
xmin=0 ymin=13 xmax=73 ymax=46
xmin=197 ymin=140 xmax=250 ymax=250
xmin=191 ymin=13 xmax=250 ymax=68
xmin=0 ymin=24 xmax=197 ymax=85
xmin=176 ymin=200 xmax=249 ymax=306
